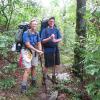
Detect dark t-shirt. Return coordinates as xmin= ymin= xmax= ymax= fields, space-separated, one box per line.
xmin=41 ymin=27 xmax=61 ymax=53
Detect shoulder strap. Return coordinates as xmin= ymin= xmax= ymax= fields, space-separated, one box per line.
xmin=26 ymin=30 xmax=31 ymax=39
xmin=36 ymin=32 xmax=40 ymax=42
xmin=45 ymin=28 xmax=48 ymax=38
xmin=21 ymin=30 xmax=30 ymax=48
xmin=26 ymin=30 xmax=40 ymax=43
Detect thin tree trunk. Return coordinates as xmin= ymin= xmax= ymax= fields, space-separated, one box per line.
xmin=73 ymin=0 xmax=86 ymax=82
xmin=73 ymin=1 xmax=87 ymax=99
xmin=0 ymin=0 xmax=15 ymax=30
xmin=6 ymin=8 xmax=13 ymax=30
xmin=1 ymin=0 xmax=9 ymax=30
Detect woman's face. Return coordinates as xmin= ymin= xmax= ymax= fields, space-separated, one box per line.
xmin=30 ymin=21 xmax=38 ymax=30
xmin=48 ymin=19 xmax=55 ymax=27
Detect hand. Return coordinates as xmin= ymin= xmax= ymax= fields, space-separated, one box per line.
xmin=51 ymin=34 xmax=55 ymax=39
xmin=52 ymin=38 xmax=57 ymax=43
xmin=49 ymin=34 xmax=55 ymax=40
xmin=37 ymin=50 xmax=44 ymax=56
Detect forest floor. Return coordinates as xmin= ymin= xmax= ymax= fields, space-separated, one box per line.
xmin=0 ymin=54 xmax=89 ymax=100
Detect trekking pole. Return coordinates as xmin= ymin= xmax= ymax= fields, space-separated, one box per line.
xmin=39 ymin=55 xmax=47 ymax=93
xmin=52 ymin=48 xmax=56 ymax=84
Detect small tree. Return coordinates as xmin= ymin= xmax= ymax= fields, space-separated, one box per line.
xmin=0 ymin=0 xmax=18 ymax=30
xmin=73 ymin=0 xmax=86 ymax=81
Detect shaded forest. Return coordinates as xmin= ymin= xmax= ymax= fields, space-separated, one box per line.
xmin=0 ymin=0 xmax=100 ymax=100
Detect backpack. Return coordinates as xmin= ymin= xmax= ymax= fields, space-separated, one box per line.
xmin=40 ymin=19 xmax=57 ymax=48
xmin=39 ymin=18 xmax=56 ymax=38
xmin=39 ymin=19 xmax=48 ymax=38
xmin=15 ymin=22 xmax=29 ymax=52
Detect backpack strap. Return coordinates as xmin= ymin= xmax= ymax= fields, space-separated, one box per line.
xmin=36 ymin=32 xmax=40 ymax=43
xmin=22 ymin=30 xmax=30 ymax=48
xmin=45 ymin=28 xmax=48 ymax=38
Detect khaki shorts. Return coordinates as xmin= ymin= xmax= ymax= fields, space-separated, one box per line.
xmin=21 ymin=49 xmax=39 ymax=68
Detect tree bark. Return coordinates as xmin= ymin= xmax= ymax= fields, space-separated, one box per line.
xmin=73 ymin=0 xmax=86 ymax=82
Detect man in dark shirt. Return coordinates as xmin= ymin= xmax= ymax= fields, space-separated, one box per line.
xmin=41 ymin=17 xmax=62 ymax=76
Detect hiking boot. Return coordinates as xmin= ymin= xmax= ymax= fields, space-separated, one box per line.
xmin=31 ymin=80 xmax=36 ymax=87
xmin=21 ymin=85 xmax=27 ymax=93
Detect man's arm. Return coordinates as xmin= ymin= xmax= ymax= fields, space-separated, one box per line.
xmin=42 ymin=36 xmax=52 ymax=44
xmin=25 ymin=42 xmax=43 ymax=53
xmin=41 ymin=29 xmax=54 ymax=44
xmin=42 ymin=33 xmax=55 ymax=44
xmin=52 ymin=38 xmax=62 ymax=43
xmin=37 ymin=42 xmax=42 ymax=51
xmin=23 ymin=32 xmax=43 ymax=53
xmin=52 ymin=29 xmax=62 ymax=43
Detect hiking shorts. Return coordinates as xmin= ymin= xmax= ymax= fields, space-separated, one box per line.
xmin=21 ymin=49 xmax=39 ymax=68
xmin=44 ymin=51 xmax=60 ymax=67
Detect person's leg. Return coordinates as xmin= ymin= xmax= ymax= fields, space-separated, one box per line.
xmin=21 ymin=49 xmax=32 ymax=93
xmin=21 ymin=68 xmax=31 ymax=93
xmin=22 ymin=68 xmax=31 ymax=83
xmin=55 ymin=51 xmax=60 ymax=73
xmin=31 ymin=66 xmax=36 ymax=86
xmin=43 ymin=53 xmax=50 ymax=75
xmin=52 ymin=49 xmax=60 ymax=83
xmin=31 ymin=52 xmax=39 ymax=86
xmin=43 ymin=52 xmax=55 ymax=80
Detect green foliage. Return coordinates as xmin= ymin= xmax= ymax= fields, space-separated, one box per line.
xmin=0 ymin=35 xmax=8 ymax=48
xmin=85 ymin=80 xmax=100 ymax=100
xmin=2 ymin=64 xmax=17 ymax=74
xmin=85 ymin=64 xmax=99 ymax=75
xmin=0 ymin=77 xmax=16 ymax=90
xmin=0 ymin=30 xmax=19 ymax=64
xmin=0 ymin=0 xmax=100 ymax=99
xmin=54 ymin=83 xmax=81 ymax=100
xmin=0 ymin=0 xmax=42 ymax=30
xmin=26 ymin=86 xmax=38 ymax=96
xmin=84 ymin=1 xmax=100 ymax=99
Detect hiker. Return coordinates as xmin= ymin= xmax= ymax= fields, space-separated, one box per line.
xmin=41 ymin=17 xmax=62 ymax=77
xmin=21 ymin=19 xmax=43 ymax=93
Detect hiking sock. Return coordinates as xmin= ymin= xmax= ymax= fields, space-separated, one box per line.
xmin=21 ymin=80 xmax=27 ymax=93
xmin=31 ymin=77 xmax=36 ymax=87
xmin=21 ymin=80 xmax=27 ymax=86
xmin=32 ymin=77 xmax=36 ymax=81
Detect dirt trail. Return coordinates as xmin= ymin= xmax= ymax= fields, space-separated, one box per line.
xmin=0 ymin=63 xmax=75 ymax=100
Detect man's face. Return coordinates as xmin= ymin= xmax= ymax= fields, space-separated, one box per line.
xmin=30 ymin=21 xmax=38 ymax=30
xmin=48 ymin=19 xmax=55 ymax=27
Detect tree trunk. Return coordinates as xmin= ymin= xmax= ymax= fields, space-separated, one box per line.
xmin=0 ymin=0 xmax=15 ymax=31
xmin=73 ymin=0 xmax=86 ymax=82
